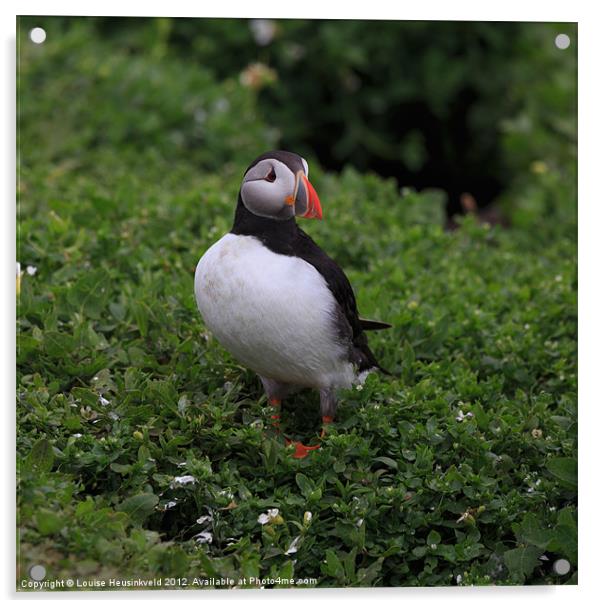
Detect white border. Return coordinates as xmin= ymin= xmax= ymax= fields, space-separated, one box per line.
xmin=4 ymin=0 xmax=584 ymax=20
xmin=3 ymin=1 xmax=600 ymax=605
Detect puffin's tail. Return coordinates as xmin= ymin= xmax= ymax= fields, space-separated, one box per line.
xmin=359 ymin=318 xmax=392 ymax=331
xmin=363 ymin=319 xmax=392 ymax=374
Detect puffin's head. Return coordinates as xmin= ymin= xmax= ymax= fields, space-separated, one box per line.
xmin=240 ymin=150 xmax=322 ymax=221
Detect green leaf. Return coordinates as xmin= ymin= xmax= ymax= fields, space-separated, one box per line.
xmin=43 ymin=332 xmax=76 ymax=359
xmin=546 ymin=457 xmax=577 ymax=487
xmin=557 ymin=508 xmax=577 ymax=531
xmin=75 ymin=498 xmax=95 ymax=518
xmin=110 ymin=462 xmax=132 ymax=474
xmin=24 ymin=438 xmax=55 ymax=474
xmin=261 ymin=438 xmax=280 ymax=472
xmin=295 ymin=473 xmax=314 ymax=498
xmin=323 ymin=549 xmax=345 ymax=580
xmin=131 ymin=301 xmax=150 ymax=337
xmin=275 ymin=561 xmax=294 ymax=586
xmin=373 ymin=456 xmax=399 ymax=470
xmin=503 ymin=546 xmax=542 ymax=581
xmin=197 ymin=550 xmax=220 ymax=578
xmin=342 ymin=547 xmax=358 ymax=581
xmin=333 ymin=461 xmax=346 ymax=473
xmin=412 ymin=545 xmax=427 ymax=558
xmin=35 ymin=509 xmax=64 ymax=535
xmin=67 ymin=269 xmax=112 ymax=319
xmin=550 ymin=508 xmax=577 ymax=563
xmin=117 ymin=493 xmax=159 ymax=523
xmin=308 ymin=488 xmax=322 ymax=502
xmin=434 ymin=544 xmax=457 ymax=562
xmin=514 ymin=513 xmax=554 ymax=549
xmin=356 ymin=557 xmax=384 ymax=585
xmin=427 ymin=530 xmax=442 ymax=546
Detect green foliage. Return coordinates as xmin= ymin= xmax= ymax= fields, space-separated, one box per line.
xmin=17 ymin=16 xmax=576 ymax=589
xmin=18 ymin=17 xmax=276 ymax=175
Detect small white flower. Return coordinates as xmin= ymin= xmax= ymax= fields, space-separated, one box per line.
xmin=303 ymin=511 xmax=313 ymax=525
xmin=214 ymin=98 xmax=230 ymax=113
xmin=170 ymin=475 xmax=197 ymax=488
xmin=356 ymin=518 xmax=364 ymax=527
xmin=98 ymin=395 xmax=110 ymax=406
xmin=26 ymin=265 xmax=37 ymax=276
xmin=358 ymin=369 xmax=370 ymax=385
xmin=456 ymin=574 xmax=463 ymax=584
xmin=196 ymin=514 xmax=213 ymax=525
xmin=456 ymin=410 xmax=465 ymax=422
xmin=249 ymin=19 xmax=276 ymax=46
xmin=285 ymin=535 xmax=301 ymax=555
xmin=72 ymin=433 xmax=82 ymax=438
xmin=257 ymin=508 xmax=280 ymax=525
xmin=193 ymin=531 xmax=213 ymax=544
xmin=163 ymin=500 xmax=177 ymax=510
xmin=194 ymin=108 xmax=207 ymax=124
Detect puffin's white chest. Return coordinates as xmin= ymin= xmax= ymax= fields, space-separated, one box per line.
xmin=194 ymin=233 xmax=355 ymax=388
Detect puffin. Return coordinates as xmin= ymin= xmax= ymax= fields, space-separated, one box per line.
xmin=195 ymin=150 xmax=390 ymax=458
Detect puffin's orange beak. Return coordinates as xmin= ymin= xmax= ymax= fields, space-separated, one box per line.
xmin=291 ymin=170 xmax=322 ymax=220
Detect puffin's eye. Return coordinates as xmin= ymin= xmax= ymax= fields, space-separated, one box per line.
xmin=265 ymin=167 xmax=276 ymax=182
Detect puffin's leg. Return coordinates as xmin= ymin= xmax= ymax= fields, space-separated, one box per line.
xmin=268 ymin=397 xmax=281 ymax=433
xmin=259 ymin=376 xmax=321 ymax=459
xmin=259 ymin=376 xmax=291 ymax=434
xmin=319 ymin=388 xmax=338 ymax=437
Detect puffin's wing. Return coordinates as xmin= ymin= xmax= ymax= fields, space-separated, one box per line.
xmin=294 ymin=229 xmax=389 ymax=373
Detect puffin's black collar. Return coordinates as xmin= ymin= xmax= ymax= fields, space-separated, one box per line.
xmin=231 ymin=194 xmax=299 ymax=254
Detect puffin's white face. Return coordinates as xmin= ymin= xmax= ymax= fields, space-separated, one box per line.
xmin=240 ymin=157 xmax=321 ymax=221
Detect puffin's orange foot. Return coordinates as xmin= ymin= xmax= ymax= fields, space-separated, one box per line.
xmin=285 ymin=438 xmax=321 ymax=459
